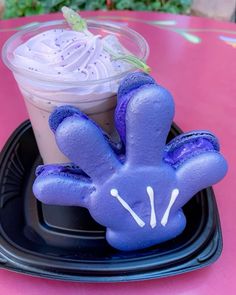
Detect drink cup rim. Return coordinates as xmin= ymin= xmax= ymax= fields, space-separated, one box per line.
xmin=2 ymin=19 xmax=150 ymax=86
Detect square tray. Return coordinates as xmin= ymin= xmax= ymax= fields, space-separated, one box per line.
xmin=0 ymin=121 xmax=222 ymax=282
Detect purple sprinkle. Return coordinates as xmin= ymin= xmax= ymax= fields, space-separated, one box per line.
xmin=61 ymin=56 xmax=64 ymax=60
xmin=67 ymin=52 xmax=70 ymax=55
xmin=58 ymin=72 xmax=61 ymax=74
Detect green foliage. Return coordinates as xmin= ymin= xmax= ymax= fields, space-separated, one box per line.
xmin=114 ymin=0 xmax=191 ymax=12
xmin=3 ymin=0 xmax=44 ymax=19
xmin=3 ymin=0 xmax=192 ymax=19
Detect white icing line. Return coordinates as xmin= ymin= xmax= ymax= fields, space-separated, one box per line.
xmin=161 ymin=188 xmax=179 ymax=227
xmin=146 ymin=186 xmax=157 ymax=228
xmin=110 ymin=189 xmax=145 ymax=228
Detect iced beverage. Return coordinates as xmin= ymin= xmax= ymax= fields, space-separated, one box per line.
xmin=2 ymin=18 xmax=149 ymax=163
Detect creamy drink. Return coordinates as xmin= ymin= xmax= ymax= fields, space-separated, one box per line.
xmin=2 ymin=8 xmax=149 ymax=163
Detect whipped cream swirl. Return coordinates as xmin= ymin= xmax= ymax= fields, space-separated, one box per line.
xmin=13 ymin=29 xmax=130 ymax=82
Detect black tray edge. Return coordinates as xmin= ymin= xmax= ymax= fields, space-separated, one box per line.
xmin=0 ymin=120 xmax=223 ymax=282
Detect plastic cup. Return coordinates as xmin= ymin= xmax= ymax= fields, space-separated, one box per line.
xmin=2 ymin=19 xmax=149 ymax=164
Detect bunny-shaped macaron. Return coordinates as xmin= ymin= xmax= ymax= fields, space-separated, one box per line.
xmin=33 ymin=72 xmax=227 ymax=251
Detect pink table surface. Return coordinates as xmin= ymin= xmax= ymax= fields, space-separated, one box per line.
xmin=0 ymin=10 xmax=235 ymax=295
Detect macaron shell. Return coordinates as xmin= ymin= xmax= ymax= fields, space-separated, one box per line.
xmin=115 ymin=72 xmax=158 ymax=143
xmin=164 ymin=131 xmax=221 ymax=168
xmin=117 ymin=71 xmax=156 ymax=101
xmin=165 ymin=130 xmax=220 ymax=152
xmin=49 ymin=105 xmax=88 ymax=133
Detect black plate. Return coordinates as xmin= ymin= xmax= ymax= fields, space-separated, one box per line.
xmin=0 ymin=121 xmax=222 ymax=282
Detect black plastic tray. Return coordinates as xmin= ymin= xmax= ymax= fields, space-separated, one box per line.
xmin=0 ymin=121 xmax=222 ymax=282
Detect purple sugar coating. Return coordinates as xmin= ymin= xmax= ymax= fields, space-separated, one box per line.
xmin=36 ymin=163 xmax=87 ymax=178
xmin=49 ymin=106 xmax=122 ymax=155
xmin=115 ymin=72 xmax=157 ymax=143
xmin=49 ymin=105 xmax=88 ymax=133
xmin=115 ymin=89 xmax=137 ymax=143
xmin=164 ymin=138 xmax=216 ymax=167
xmin=117 ymin=72 xmax=156 ymax=100
xmin=165 ymin=131 xmax=219 ymax=151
